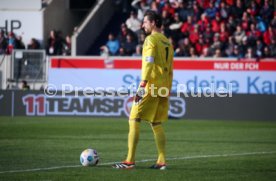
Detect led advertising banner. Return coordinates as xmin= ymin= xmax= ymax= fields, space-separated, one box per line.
xmin=0 ymin=90 xmax=275 ymax=121
xmin=49 ymin=57 xmax=276 ymax=95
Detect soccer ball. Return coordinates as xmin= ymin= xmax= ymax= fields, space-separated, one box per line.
xmin=80 ymin=148 xmax=99 ymax=166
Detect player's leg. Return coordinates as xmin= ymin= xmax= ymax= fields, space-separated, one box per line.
xmin=113 ymin=94 xmax=158 ymax=169
xmin=150 ymin=122 xmax=166 ymax=170
xmin=125 ymin=95 xmax=155 ymax=165
xmin=150 ymin=97 xmax=169 ymax=170
xmin=126 ymin=118 xmax=141 ymax=163
xmin=112 ymin=118 xmax=140 ymax=169
xmin=125 ymin=94 xmax=156 ymax=163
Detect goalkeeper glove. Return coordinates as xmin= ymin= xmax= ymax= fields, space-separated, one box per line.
xmin=134 ymin=81 xmax=147 ymax=105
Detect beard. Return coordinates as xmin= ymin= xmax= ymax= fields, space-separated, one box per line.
xmin=143 ymin=28 xmax=151 ymax=36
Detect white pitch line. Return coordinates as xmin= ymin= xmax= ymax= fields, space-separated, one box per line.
xmin=0 ymin=151 xmax=275 ymax=174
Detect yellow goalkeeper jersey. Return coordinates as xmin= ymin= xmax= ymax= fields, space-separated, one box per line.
xmin=142 ymin=32 xmax=174 ymax=96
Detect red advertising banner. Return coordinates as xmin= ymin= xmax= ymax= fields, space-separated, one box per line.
xmin=51 ymin=57 xmax=276 ymax=71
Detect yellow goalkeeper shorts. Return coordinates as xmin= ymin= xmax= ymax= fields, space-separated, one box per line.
xmin=129 ymin=94 xmax=169 ymax=123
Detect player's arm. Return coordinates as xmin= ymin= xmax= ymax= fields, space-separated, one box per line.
xmin=135 ymin=56 xmax=152 ymax=103
xmin=141 ymin=37 xmax=155 ymax=81
xmin=135 ymin=37 xmax=155 ymax=104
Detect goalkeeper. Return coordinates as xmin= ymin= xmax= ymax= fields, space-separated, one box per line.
xmin=113 ymin=10 xmax=174 ymax=170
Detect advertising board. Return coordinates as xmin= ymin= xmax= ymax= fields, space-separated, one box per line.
xmin=1 ymin=90 xmax=275 ymax=121
xmin=49 ymin=57 xmax=276 ymax=95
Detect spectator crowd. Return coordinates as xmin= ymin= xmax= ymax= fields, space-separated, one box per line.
xmin=1 ymin=0 xmax=275 ymax=59
xmin=101 ymin=0 xmax=276 ymax=59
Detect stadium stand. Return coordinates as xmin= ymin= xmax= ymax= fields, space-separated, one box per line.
xmin=97 ymin=0 xmax=275 ymax=59
xmin=1 ymin=0 xmax=275 ymax=58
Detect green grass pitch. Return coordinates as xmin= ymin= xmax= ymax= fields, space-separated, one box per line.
xmin=0 ymin=117 xmax=276 ymax=181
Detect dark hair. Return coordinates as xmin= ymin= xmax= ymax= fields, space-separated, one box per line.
xmin=144 ymin=10 xmax=162 ymax=28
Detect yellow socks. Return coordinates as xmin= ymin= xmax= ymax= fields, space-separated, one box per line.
xmin=152 ymin=124 xmax=166 ymax=164
xmin=125 ymin=121 xmax=166 ymax=164
xmin=126 ymin=120 xmax=140 ymax=163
